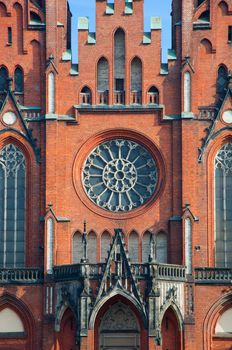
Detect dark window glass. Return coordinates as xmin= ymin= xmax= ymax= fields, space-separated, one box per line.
xmin=14 ymin=67 xmax=24 ymax=92
xmin=0 ymin=144 xmax=26 ymax=268
xmin=217 ymin=66 xmax=227 ymax=104
xmin=0 ymin=67 xmax=8 ymax=91
xmin=228 ymin=26 xmax=232 ymax=42
xmin=8 ymin=27 xmax=12 ymax=45
xmin=215 ymin=143 xmax=232 ymax=267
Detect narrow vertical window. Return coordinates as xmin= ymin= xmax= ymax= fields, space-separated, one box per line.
xmin=185 ymin=218 xmax=192 ymax=274
xmin=48 ymin=72 xmax=55 ymax=113
xmin=228 ymin=26 xmax=232 ymax=42
xmin=0 ymin=144 xmax=26 ymax=268
xmin=0 ymin=67 xmax=8 ymax=92
xmin=14 ymin=67 xmax=24 ymax=93
xmin=131 ymin=57 xmax=142 ymax=104
xmin=72 ymin=231 xmax=82 ymax=263
xmin=87 ymin=231 xmax=97 ymax=263
xmin=8 ymin=28 xmax=12 ymax=45
xmin=129 ymin=231 xmax=139 ymax=263
xmin=217 ymin=65 xmax=227 ymax=104
xmin=215 ymin=143 xmax=232 ymax=267
xmin=184 ymin=72 xmax=191 ymax=113
xmin=156 ymin=232 xmax=167 ymax=263
xmin=97 ymin=57 xmax=109 ymax=104
xmin=114 ymin=28 xmax=125 ymax=104
xmin=142 ymin=231 xmax=151 ymax=263
xmin=47 ymin=217 xmax=54 ymax=274
xmin=101 ymin=231 xmax=111 ymax=262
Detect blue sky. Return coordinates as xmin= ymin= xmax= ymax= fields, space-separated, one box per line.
xmin=68 ymin=0 xmax=172 ymax=63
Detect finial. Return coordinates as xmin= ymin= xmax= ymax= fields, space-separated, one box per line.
xmin=81 ymin=220 xmax=88 ymax=263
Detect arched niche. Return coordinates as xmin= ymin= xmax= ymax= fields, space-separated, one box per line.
xmin=131 ymin=57 xmax=142 ymax=104
xmin=72 ymin=231 xmax=82 ymax=263
xmin=161 ymin=307 xmax=181 ymax=350
xmin=101 ymin=231 xmax=111 ymax=262
xmin=88 ymin=230 xmax=97 ymax=263
xmin=200 ymin=38 xmax=213 ymax=54
xmin=80 ymin=86 xmax=92 ymax=105
xmin=147 ymin=86 xmax=159 ymax=104
xmin=218 ymin=1 xmax=229 ymax=16
xmin=58 ymin=308 xmax=77 ymax=350
xmin=0 ymin=2 xmax=7 ymax=17
xmin=129 ymin=230 xmax=139 ymax=263
xmin=142 ymin=231 xmax=151 ymax=263
xmin=98 ymin=302 xmax=141 ymax=350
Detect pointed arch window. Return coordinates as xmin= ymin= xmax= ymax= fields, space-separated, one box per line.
xmin=0 ymin=67 xmax=8 ymax=92
xmin=101 ymin=231 xmax=111 ymax=262
xmin=217 ymin=65 xmax=227 ymax=104
xmin=142 ymin=231 xmax=151 ymax=263
xmin=87 ymin=231 xmax=97 ymax=263
xmin=129 ymin=231 xmax=139 ymax=263
xmin=0 ymin=144 xmax=26 ymax=268
xmin=131 ymin=57 xmax=142 ymax=104
xmin=114 ymin=28 xmax=125 ymax=104
xmin=14 ymin=67 xmax=24 ymax=93
xmin=215 ymin=143 xmax=232 ymax=267
xmin=97 ymin=57 xmax=109 ymax=105
xmin=73 ymin=231 xmax=82 ymax=263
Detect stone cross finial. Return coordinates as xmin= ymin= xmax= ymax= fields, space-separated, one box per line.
xmin=81 ymin=220 xmax=88 ymax=263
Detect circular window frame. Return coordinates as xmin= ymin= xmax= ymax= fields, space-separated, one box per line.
xmin=73 ymin=129 xmax=166 ymax=219
xmin=2 ymin=111 xmax=17 ymax=127
xmin=221 ymin=110 xmax=232 ymax=125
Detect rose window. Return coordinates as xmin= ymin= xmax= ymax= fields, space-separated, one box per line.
xmin=82 ymin=139 xmax=158 ymax=212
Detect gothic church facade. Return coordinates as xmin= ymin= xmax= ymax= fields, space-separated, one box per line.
xmin=0 ymin=0 xmax=231 ymax=349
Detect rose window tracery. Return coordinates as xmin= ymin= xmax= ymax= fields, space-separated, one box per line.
xmin=82 ymin=139 xmax=158 ymax=212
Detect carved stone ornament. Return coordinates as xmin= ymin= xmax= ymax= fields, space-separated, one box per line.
xmin=82 ymin=139 xmax=158 ymax=212
xmin=100 ymin=302 xmax=138 ymax=331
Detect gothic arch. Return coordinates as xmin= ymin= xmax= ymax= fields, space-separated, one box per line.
xmin=92 ymin=294 xmax=148 ymax=350
xmin=159 ymin=302 xmax=184 ymax=331
xmin=160 ymin=305 xmax=183 ymax=350
xmin=55 ymin=302 xmax=77 ymax=332
xmin=218 ymin=1 xmax=229 ymax=15
xmin=206 ymin=132 xmax=232 ymax=266
xmin=0 ymin=293 xmax=35 ymax=349
xmin=89 ymin=291 xmax=147 ymax=330
xmin=200 ymin=38 xmax=213 ymax=54
xmin=0 ymin=2 xmax=7 ymax=16
xmin=203 ymin=292 xmax=232 ymax=350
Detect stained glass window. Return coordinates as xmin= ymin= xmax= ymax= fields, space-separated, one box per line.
xmin=0 ymin=144 xmax=26 ymax=267
xmin=215 ymin=143 xmax=232 ymax=267
xmin=82 ymin=139 xmax=158 ymax=212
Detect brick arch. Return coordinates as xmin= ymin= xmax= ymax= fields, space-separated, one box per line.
xmin=56 ymin=308 xmax=77 ymax=350
xmin=0 ymin=293 xmax=35 ymax=350
xmin=203 ymin=292 xmax=232 ymax=350
xmin=218 ymin=1 xmax=229 ymax=15
xmin=91 ymin=294 xmax=148 ymax=350
xmin=161 ymin=305 xmax=183 ymax=350
xmin=200 ymin=38 xmax=213 ymax=54
xmin=0 ymin=1 xmax=7 ymax=16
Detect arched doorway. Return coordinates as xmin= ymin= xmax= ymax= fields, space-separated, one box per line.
xmin=98 ymin=302 xmax=141 ymax=350
xmin=161 ymin=307 xmax=181 ymax=350
xmin=59 ymin=308 xmax=77 ymax=350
